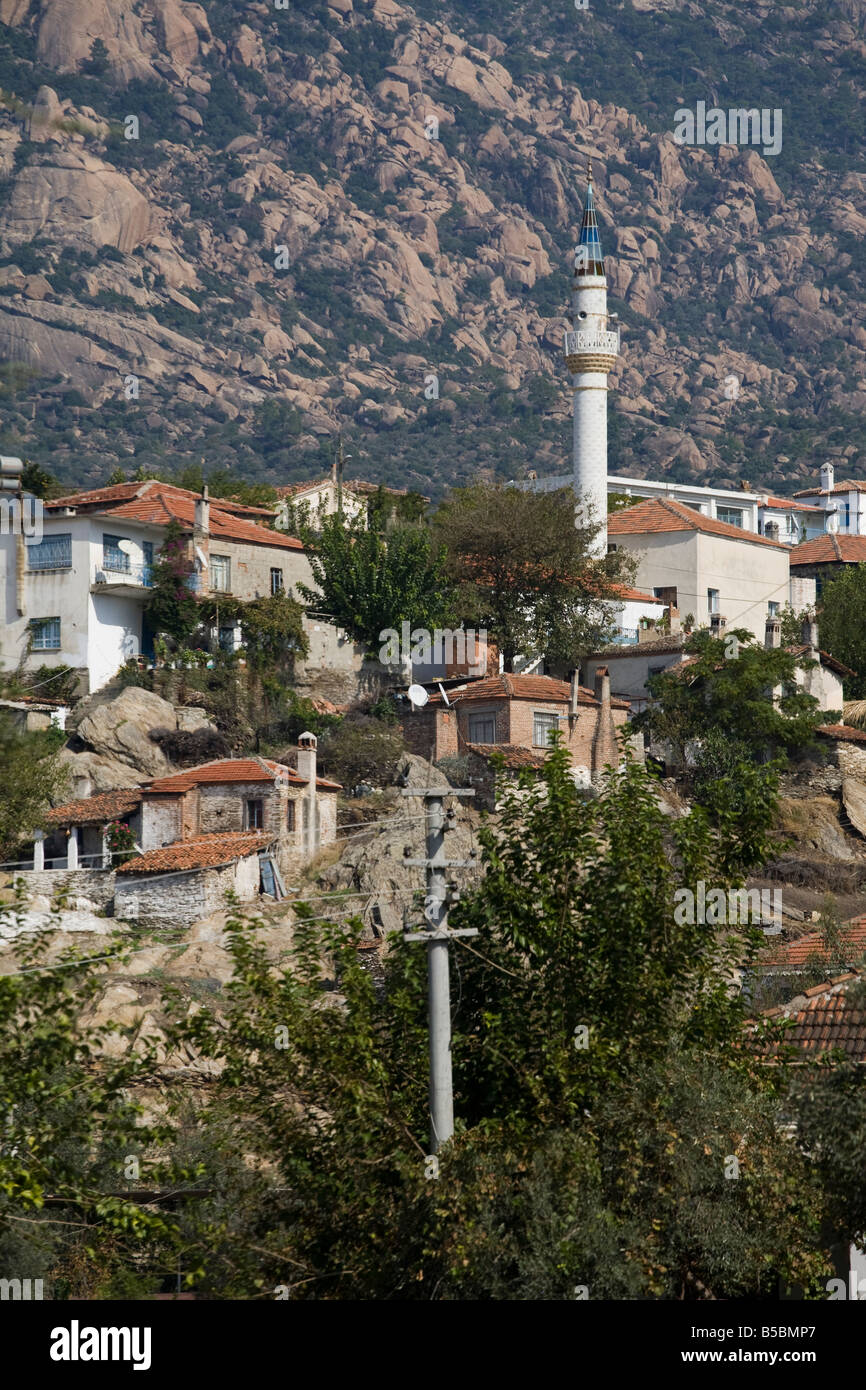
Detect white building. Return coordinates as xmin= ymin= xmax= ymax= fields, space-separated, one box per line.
xmin=0 ymin=480 xmax=316 ymax=694
xmin=792 ymin=463 xmax=866 ymax=538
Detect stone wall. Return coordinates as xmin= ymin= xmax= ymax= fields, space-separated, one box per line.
xmin=115 ymin=854 xmax=260 ymax=928
xmin=19 ymin=867 xmax=116 ymax=908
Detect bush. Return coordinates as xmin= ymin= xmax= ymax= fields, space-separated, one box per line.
xmin=149 ymin=726 xmax=232 ymax=766
xmin=318 ymin=715 xmax=404 ymax=789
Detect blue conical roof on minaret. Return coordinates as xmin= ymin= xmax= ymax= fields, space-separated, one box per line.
xmin=576 ymin=160 xmax=605 ymax=277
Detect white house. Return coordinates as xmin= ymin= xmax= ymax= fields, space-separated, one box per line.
xmin=0 ymin=480 xmax=318 ymax=694
xmin=792 ymin=462 xmax=866 ymax=538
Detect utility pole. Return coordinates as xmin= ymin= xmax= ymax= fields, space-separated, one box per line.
xmin=402 ymin=787 xmax=477 ymax=1154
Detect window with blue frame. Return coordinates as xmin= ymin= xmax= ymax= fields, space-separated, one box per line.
xmin=30 ymin=617 xmax=60 ymax=650
xmin=27 ymin=534 xmax=71 ymax=571
xmin=103 ymin=534 xmax=131 ymax=572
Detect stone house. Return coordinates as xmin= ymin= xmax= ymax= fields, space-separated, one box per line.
xmin=400 ymin=671 xmax=632 ymax=785
xmin=30 ymin=739 xmax=340 ymax=925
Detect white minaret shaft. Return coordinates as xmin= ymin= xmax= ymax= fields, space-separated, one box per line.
xmin=564 ymin=165 xmax=619 ymax=556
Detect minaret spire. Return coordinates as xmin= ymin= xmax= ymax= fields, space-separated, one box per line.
xmin=564 ymin=167 xmax=619 ymax=556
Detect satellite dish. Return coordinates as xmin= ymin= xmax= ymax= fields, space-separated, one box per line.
xmin=116 ymin=538 xmax=135 ymax=554
xmin=407 ymin=684 xmax=429 ymax=709
xmin=826 ymin=507 xmax=840 ymax=535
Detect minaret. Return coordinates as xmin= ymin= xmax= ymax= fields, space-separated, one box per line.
xmin=564 ymin=162 xmax=619 ymax=556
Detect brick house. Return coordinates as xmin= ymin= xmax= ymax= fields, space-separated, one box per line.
xmin=400 ymin=671 xmax=632 ymax=785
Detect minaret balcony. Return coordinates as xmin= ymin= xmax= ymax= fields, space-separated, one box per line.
xmin=563 ymin=328 xmax=620 ymax=371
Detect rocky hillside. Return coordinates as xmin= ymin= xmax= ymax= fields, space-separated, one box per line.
xmin=1 ymin=0 xmax=865 ymax=499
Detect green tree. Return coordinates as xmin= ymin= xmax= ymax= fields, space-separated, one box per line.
xmin=0 ymin=714 xmax=69 ymax=861
xmin=818 ymin=565 xmax=866 ymax=699
xmin=0 ymin=925 xmax=180 ymax=1298
xmin=143 ymin=519 xmax=200 ymax=647
xmin=318 ymin=714 xmax=404 ymax=788
xmin=163 ymin=746 xmax=827 ymax=1299
xmin=634 ymin=627 xmax=826 ymax=766
xmin=298 ymin=512 xmax=455 ymax=655
xmin=21 ymin=459 xmax=60 ymax=500
xmin=433 ymin=483 xmax=637 ymax=670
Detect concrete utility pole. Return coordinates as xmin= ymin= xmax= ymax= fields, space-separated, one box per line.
xmin=402 ymin=788 xmax=477 ymax=1154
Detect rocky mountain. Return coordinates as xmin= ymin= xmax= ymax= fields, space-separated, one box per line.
xmin=1 ymin=0 xmax=865 ymax=499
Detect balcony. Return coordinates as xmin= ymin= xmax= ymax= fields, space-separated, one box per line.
xmin=91 ymin=562 xmax=153 ymax=594
xmin=610 ymin=627 xmax=639 ymax=646
xmin=563 ymin=327 xmax=620 ymax=358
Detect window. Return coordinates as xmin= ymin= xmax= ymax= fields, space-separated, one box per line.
xmin=768 ymin=601 xmax=780 ymax=617
xmin=30 ymin=617 xmax=60 ymax=650
xmin=219 ymin=624 xmax=239 ymax=653
xmin=468 ymin=714 xmax=496 ymax=744
xmin=103 ymin=534 xmax=131 ymax=572
xmin=533 ymin=711 xmax=560 ymax=747
xmin=717 ymin=507 xmax=743 ymax=527
xmin=210 ymin=554 xmax=231 ymax=592
xmin=654 ymin=586 xmax=677 ymax=607
xmin=28 ymin=534 xmax=71 ymax=571
xmin=270 ymin=567 xmax=284 ymax=596
xmin=708 ymin=589 xmax=720 ymax=615
xmin=845 ymin=502 xmax=851 ymax=529
xmin=286 ymin=800 xmax=295 ymax=832
xmin=245 ymin=799 xmax=263 ymax=829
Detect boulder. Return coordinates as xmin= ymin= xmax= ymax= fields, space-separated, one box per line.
xmin=7 ymin=156 xmax=152 ymax=254
xmin=75 ymin=687 xmax=179 ymax=778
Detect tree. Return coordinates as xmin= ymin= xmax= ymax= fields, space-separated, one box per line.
xmin=818 ymin=565 xmax=866 ymax=699
xmin=143 ymin=520 xmax=200 ymax=647
xmin=297 ymin=512 xmax=455 ymax=655
xmin=318 ymin=714 xmax=404 ymax=788
xmin=432 ymin=483 xmax=637 ymax=670
xmin=21 ymin=459 xmax=60 ymax=500
xmin=160 ymin=745 xmax=828 ymax=1299
xmin=0 ymin=714 xmax=69 ymax=860
xmin=634 ymin=627 xmax=827 ymax=767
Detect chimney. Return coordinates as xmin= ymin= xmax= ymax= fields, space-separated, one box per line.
xmin=801 ymin=616 xmax=819 ymax=655
xmin=667 ymin=603 xmax=681 ymax=634
xmin=593 ymin=665 xmax=610 ymax=710
xmin=820 ymin=462 xmax=835 ymax=494
xmin=194 ymin=484 xmax=209 ymax=537
xmin=297 ymin=732 xmax=319 ymax=857
xmin=709 ymin=613 xmax=726 ymax=636
xmin=570 ymin=668 xmax=580 ymax=717
xmin=765 ymin=617 xmax=781 ymax=649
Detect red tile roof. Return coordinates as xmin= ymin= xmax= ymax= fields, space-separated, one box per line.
xmin=46 ymin=481 xmax=303 ymax=551
xmin=608 ymin=497 xmax=788 ymax=549
xmin=786 ymin=644 xmax=854 ymax=677
xmin=759 ymin=916 xmax=866 ymax=970
xmin=276 ymin=476 xmax=426 ymax=500
xmin=144 ymin=756 xmax=341 ymax=794
xmin=760 ymin=495 xmax=825 ymax=513
xmin=425 ymin=672 xmax=630 ymax=711
xmin=759 ymin=972 xmax=866 ymax=1062
xmin=789 ymin=534 xmax=866 ymax=566
xmin=794 ymin=480 xmax=866 ymax=496
xmin=45 ymin=788 xmax=142 ymax=827
xmin=117 ymin=831 xmax=273 ymax=875
xmin=613 ymin=584 xmax=665 ymax=604
xmin=817 ymin=723 xmax=866 ymax=744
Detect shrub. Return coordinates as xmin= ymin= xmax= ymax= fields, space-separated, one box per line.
xmin=318 ymin=715 xmax=404 ymax=789
xmin=149 ymin=726 xmax=232 ymax=766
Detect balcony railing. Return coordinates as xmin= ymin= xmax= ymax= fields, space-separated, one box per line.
xmin=563 ymin=327 xmax=620 ymax=357
xmin=610 ymin=627 xmax=639 ymax=646
xmin=93 ymin=564 xmax=153 ymax=588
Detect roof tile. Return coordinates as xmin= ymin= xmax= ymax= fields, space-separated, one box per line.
xmin=608 ymin=496 xmax=788 ymax=548
xmin=117 ymin=831 xmax=273 ymax=874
